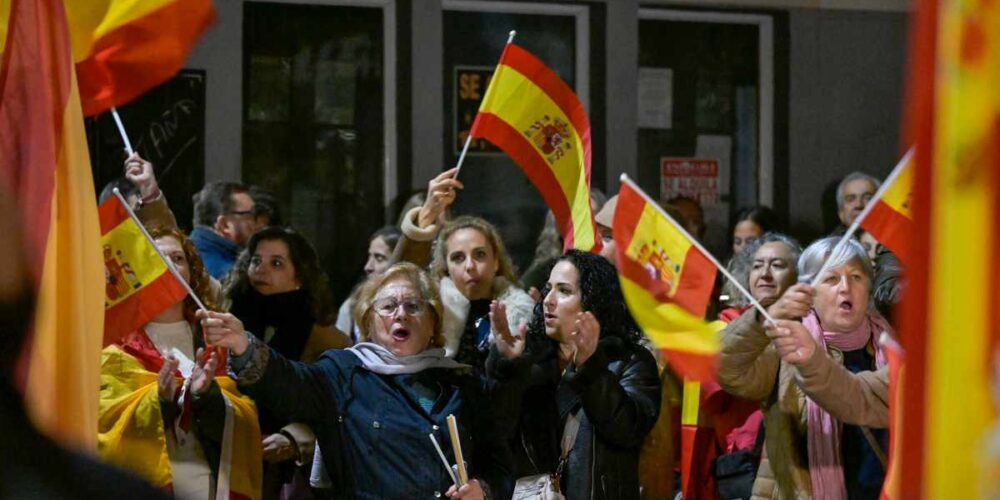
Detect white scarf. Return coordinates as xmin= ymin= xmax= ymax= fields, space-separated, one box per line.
xmin=347 ymin=342 xmax=470 ymax=375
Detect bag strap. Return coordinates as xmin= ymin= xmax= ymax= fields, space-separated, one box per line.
xmin=555 ymin=410 xmax=581 ymax=476
xmin=860 ymin=426 xmax=888 ymax=470
xmin=751 ymin=418 xmax=766 ymax=456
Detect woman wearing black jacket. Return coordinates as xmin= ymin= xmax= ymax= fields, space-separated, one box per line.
xmin=489 ymin=250 xmax=661 ymax=499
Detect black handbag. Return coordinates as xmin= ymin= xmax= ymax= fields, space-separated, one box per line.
xmin=713 ymin=420 xmax=765 ymax=500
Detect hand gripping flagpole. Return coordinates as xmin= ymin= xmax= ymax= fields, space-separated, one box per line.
xmin=619 ymin=174 xmax=777 ymax=325
xmin=806 ymin=148 xmax=913 ymax=287
xmin=453 ymin=30 xmax=516 ymax=180
xmin=112 ymin=188 xmax=208 ymax=313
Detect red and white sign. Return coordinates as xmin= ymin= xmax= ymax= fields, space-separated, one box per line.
xmin=660 ymin=158 xmax=720 ymax=206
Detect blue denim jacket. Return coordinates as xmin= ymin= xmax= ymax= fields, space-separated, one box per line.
xmin=232 ymin=346 xmax=514 ymax=499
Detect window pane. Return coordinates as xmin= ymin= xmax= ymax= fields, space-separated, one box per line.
xmin=244 ymin=2 xmax=385 ymax=302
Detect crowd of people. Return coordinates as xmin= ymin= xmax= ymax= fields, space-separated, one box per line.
xmin=50 ymin=150 xmax=895 ymax=499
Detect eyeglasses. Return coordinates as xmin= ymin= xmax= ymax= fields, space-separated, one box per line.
xmin=372 ymin=297 xmax=429 ymax=317
xmin=227 ymin=209 xmax=255 ymax=218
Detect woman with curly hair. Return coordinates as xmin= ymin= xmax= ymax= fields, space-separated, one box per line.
xmin=98 ymin=227 xmax=261 ymax=500
xmin=489 ymin=250 xmax=662 ymax=499
xmin=223 ymin=226 xmax=350 ymax=497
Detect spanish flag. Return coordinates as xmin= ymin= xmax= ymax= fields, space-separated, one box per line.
xmin=886 ymin=0 xmax=1000 ymax=497
xmin=0 ymin=0 xmax=104 ymax=448
xmin=471 ymin=40 xmax=601 ymax=252
xmin=613 ymin=177 xmax=722 ymax=499
xmin=860 ymin=150 xmax=914 ymax=263
xmin=99 ymin=194 xmax=187 ymax=345
xmin=612 ymin=176 xmax=720 ymax=382
xmin=100 ymin=331 xmax=262 ymax=499
xmin=65 ymin=0 xmax=215 ymax=116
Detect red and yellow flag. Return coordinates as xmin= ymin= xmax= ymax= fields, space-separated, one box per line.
xmin=612 ymin=178 xmax=720 ymax=382
xmin=100 ymin=332 xmax=261 ymax=499
xmin=860 ymin=151 xmax=915 ymax=263
xmin=471 ymin=41 xmax=601 ymax=252
xmin=0 ymin=0 xmax=103 ymax=448
xmin=99 ymin=195 xmax=187 ymax=345
xmin=887 ymin=0 xmax=1000 ymax=497
xmin=65 ymin=0 xmax=215 ymax=116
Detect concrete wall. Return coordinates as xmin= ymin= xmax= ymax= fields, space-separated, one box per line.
xmin=786 ymin=8 xmax=908 ymax=239
xmin=184 ymin=0 xmax=244 ymax=182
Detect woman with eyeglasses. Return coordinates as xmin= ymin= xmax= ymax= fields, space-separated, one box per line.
xmin=206 ymin=262 xmax=515 ymax=499
xmin=223 ymin=226 xmax=351 ymax=498
xmin=396 ymin=169 xmax=534 ymax=370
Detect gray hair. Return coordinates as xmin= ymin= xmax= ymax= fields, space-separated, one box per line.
xmin=798 ymin=236 xmax=874 ymax=288
xmin=836 ymin=172 xmax=881 ymax=210
xmin=723 ymin=232 xmax=802 ymax=307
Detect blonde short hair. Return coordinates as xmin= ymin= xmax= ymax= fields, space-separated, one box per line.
xmin=352 ymin=262 xmax=446 ymax=348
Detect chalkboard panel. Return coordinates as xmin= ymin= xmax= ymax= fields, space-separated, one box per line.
xmin=86 ymin=69 xmax=206 ymax=232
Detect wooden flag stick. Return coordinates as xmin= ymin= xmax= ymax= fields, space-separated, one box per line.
xmin=446 ymin=414 xmax=468 ymax=486
xmin=429 ymin=433 xmax=459 ymax=486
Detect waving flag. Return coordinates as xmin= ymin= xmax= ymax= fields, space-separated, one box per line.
xmin=860 ymin=150 xmax=914 ymax=263
xmin=99 ymin=194 xmax=187 ymax=345
xmin=471 ymin=40 xmax=601 ymax=252
xmin=612 ymin=177 xmax=720 ymax=382
xmin=613 ymin=177 xmax=724 ymax=499
xmin=888 ymin=0 xmax=1000 ymax=497
xmin=0 ymin=0 xmax=104 ymax=448
xmin=65 ymin=0 xmax=215 ymax=116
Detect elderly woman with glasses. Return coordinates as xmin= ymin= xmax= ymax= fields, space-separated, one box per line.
xmin=205 ymin=262 xmax=514 ymax=499
xmin=717 ymin=237 xmax=892 ymax=500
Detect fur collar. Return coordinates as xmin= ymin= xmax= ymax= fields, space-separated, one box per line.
xmin=438 ymin=277 xmax=535 ymax=357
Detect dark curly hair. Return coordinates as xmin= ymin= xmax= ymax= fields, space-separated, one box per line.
xmin=224 ymin=226 xmax=335 ymax=325
xmin=527 ymin=249 xmax=642 ymax=348
xmin=148 ymin=226 xmax=220 ymax=323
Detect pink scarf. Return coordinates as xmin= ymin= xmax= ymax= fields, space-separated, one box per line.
xmin=801 ymin=310 xmax=891 ymax=499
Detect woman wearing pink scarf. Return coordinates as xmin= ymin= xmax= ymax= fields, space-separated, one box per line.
xmin=717 ymin=237 xmax=890 ymax=500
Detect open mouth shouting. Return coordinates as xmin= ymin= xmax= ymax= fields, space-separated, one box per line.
xmin=391 ymin=325 xmax=411 ymax=342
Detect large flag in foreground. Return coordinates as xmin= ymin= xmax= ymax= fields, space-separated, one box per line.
xmin=887 ymin=0 xmax=1000 ymax=497
xmin=0 ymin=0 xmax=104 ymax=448
xmin=99 ymin=195 xmax=187 ymax=345
xmin=471 ymin=40 xmax=601 ymax=252
xmin=860 ymin=150 xmax=914 ymax=263
xmin=612 ymin=178 xmax=719 ymax=382
xmin=65 ymin=0 xmax=215 ymax=116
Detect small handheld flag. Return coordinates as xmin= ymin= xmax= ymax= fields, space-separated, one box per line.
xmin=468 ymin=33 xmax=602 ymax=253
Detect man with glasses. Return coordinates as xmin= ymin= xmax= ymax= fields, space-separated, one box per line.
xmin=191 ymin=181 xmax=256 ymax=279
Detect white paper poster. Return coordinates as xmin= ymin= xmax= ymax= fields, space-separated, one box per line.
xmin=638 ymin=67 xmax=673 ymax=129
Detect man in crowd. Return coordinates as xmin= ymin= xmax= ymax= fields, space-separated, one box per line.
xmin=836 ymin=171 xmax=880 ymax=229
xmin=190 ymin=182 xmax=255 ymax=279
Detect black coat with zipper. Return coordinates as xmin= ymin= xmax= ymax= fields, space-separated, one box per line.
xmin=489 ymin=334 xmax=661 ymax=500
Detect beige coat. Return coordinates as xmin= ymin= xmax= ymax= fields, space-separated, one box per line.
xmin=717 ymin=310 xmax=889 ymax=500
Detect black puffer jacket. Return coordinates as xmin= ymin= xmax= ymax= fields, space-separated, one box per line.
xmin=490 ymin=335 xmax=661 ymax=500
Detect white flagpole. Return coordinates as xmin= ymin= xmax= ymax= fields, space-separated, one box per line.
xmin=453 ymin=30 xmax=516 ymax=180
xmin=111 ymin=107 xmax=134 ymax=156
xmin=429 ymin=433 xmax=459 ymax=486
xmin=619 ymin=174 xmax=777 ymax=324
xmin=808 ymin=148 xmax=914 ymax=287
xmin=112 ymin=188 xmax=208 ymax=312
